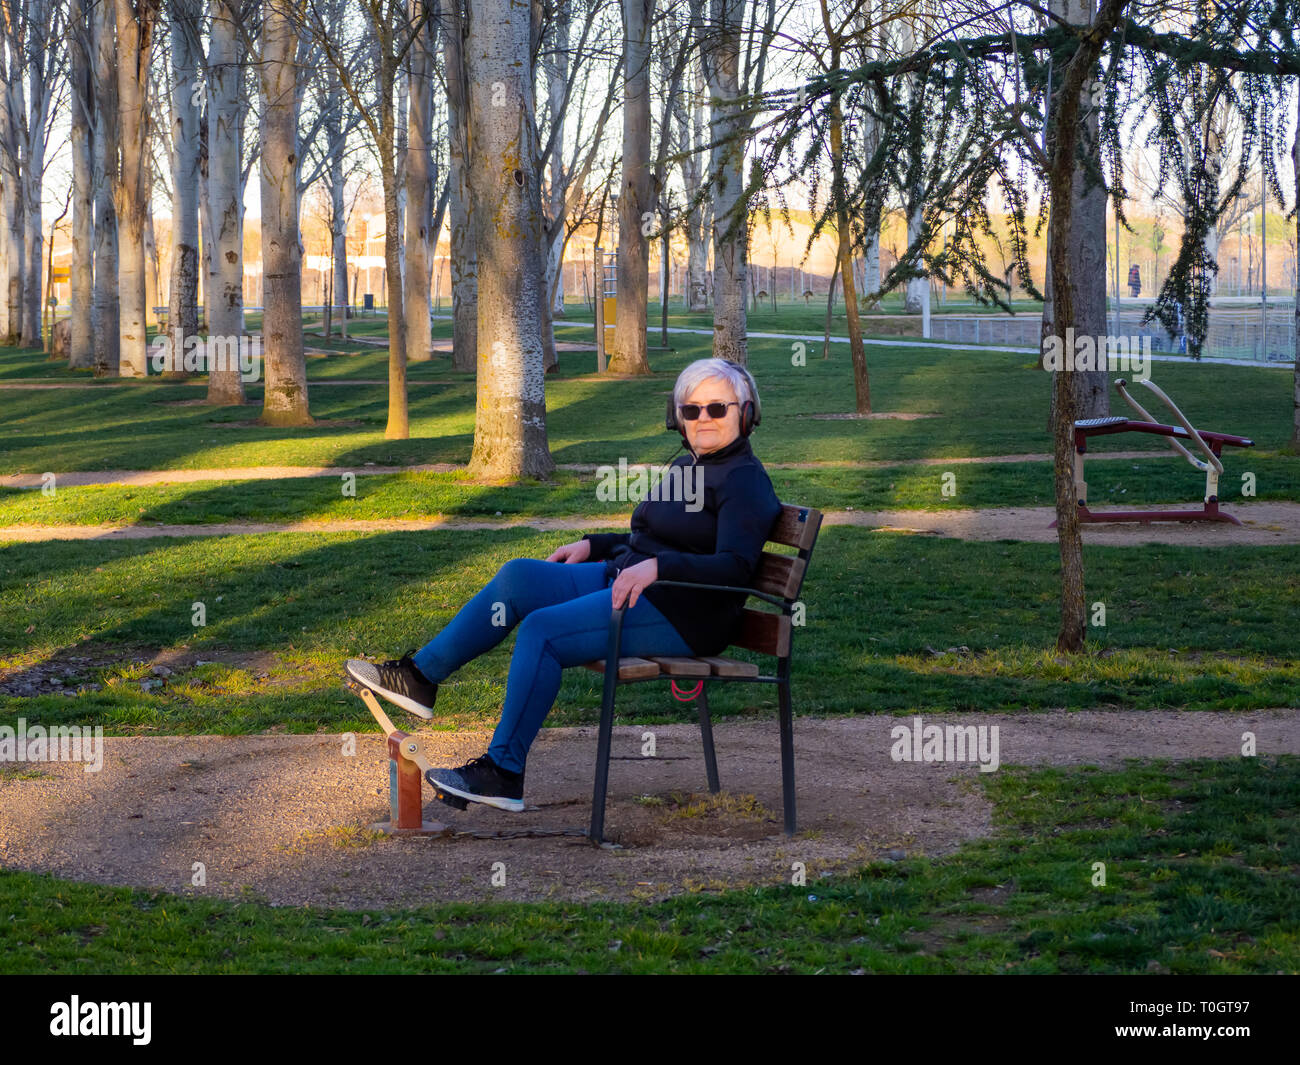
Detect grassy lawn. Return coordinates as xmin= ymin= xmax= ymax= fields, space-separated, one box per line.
xmin=2 ymin=528 xmax=1297 ymax=733
xmin=1 ymin=313 xmax=1291 ymax=473
xmin=3 ymin=756 xmax=1295 ymax=973
xmin=1 ymin=454 xmax=1296 ymax=526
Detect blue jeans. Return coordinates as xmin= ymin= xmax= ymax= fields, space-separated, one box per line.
xmin=411 ymin=558 xmax=694 ymax=774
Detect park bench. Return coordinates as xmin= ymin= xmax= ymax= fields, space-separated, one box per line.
xmin=583 ymin=501 xmax=824 ymax=844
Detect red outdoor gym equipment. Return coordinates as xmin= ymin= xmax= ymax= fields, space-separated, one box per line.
xmin=345 ymin=678 xmax=448 ymax=835
xmin=1057 ymin=378 xmax=1254 ymax=526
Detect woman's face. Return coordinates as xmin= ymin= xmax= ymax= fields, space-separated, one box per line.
xmin=681 ymin=376 xmax=743 ymax=456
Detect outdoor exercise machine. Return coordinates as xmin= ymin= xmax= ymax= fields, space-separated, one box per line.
xmin=1060 ymin=378 xmax=1254 ymax=525
xmin=344 ymin=677 xmax=450 ymax=835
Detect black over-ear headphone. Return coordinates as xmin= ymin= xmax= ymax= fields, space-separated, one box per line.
xmin=665 ymin=363 xmax=762 ymax=438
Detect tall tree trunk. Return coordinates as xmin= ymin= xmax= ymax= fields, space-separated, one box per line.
xmin=258 ymin=0 xmax=312 ymax=424
xmin=0 ymin=29 xmax=22 ymax=350
xmin=19 ymin=2 xmax=52 ymax=349
xmin=465 ymin=0 xmax=554 ymax=477
xmin=115 ymin=0 xmax=159 ymax=378
xmin=206 ymin=0 xmax=246 ymax=405
xmin=69 ymin=0 xmax=96 ymax=369
xmin=539 ymin=1 xmax=570 ymax=367
xmin=703 ymin=0 xmax=747 ymax=363
xmin=1291 ymin=87 xmax=1299 ymax=449
xmin=610 ymin=0 xmax=653 ymax=373
xmin=404 ymin=0 xmax=434 ymax=363
xmin=1044 ymin=0 xmax=1127 ymax=652
xmin=444 ymin=0 xmax=476 ymax=372
xmin=1045 ymin=0 xmax=1109 ymax=420
xmin=898 ymin=13 xmax=928 ymax=318
xmin=167 ymin=0 xmax=202 ymax=377
xmin=822 ymin=20 xmax=868 ymax=413
xmin=92 ymin=0 xmax=120 ymax=373
xmin=679 ymin=11 xmax=710 ymax=313
xmin=378 ymin=41 xmax=409 ymax=439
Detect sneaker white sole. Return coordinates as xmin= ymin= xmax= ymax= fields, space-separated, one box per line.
xmin=345 ymin=659 xmax=434 ymax=720
xmin=429 ymin=776 xmax=525 ymax=813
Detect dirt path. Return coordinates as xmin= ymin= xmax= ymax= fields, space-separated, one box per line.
xmin=1 ymin=710 xmax=1294 ymax=908
xmin=0 ymin=451 xmax=1181 ymax=488
xmin=2 ymin=501 xmax=1298 ymax=546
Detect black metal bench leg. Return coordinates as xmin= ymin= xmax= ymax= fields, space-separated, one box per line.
xmin=589 ymin=607 xmax=626 ymax=843
xmin=777 ymin=662 xmax=796 ymax=836
xmin=696 ymin=682 xmax=720 ymax=793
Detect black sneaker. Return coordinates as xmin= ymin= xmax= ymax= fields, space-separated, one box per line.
xmin=426 ymin=754 xmax=525 ymax=812
xmin=345 ymin=652 xmax=438 ymax=719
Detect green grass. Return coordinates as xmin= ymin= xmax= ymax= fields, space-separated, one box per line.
xmin=2 ymin=756 xmax=1295 ymax=973
xmin=2 ymin=528 xmax=1296 ymax=734
xmin=1 ymin=451 xmax=1294 ymax=526
xmin=2 ymin=317 xmax=1292 ymax=473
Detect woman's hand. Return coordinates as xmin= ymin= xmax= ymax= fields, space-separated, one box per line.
xmin=546 ymin=539 xmax=591 ymax=564
xmin=611 ymin=557 xmax=658 ymax=610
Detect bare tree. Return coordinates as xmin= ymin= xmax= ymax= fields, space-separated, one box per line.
xmin=205 ymin=0 xmax=252 ymax=404
xmin=442 ymin=0 xmax=475 ymax=372
xmin=464 ymin=0 xmax=553 ymax=477
xmin=404 ymin=0 xmax=435 ymax=362
xmin=167 ymin=0 xmax=204 ymax=376
xmin=0 ymin=31 xmax=18 ymax=347
xmin=305 ymin=0 xmax=439 ymax=438
xmin=68 ymin=0 xmax=95 ymax=368
xmin=701 ymin=0 xmax=747 ymax=361
xmin=676 ymin=0 xmax=711 ymax=311
xmin=259 ymin=0 xmax=312 ymax=423
xmin=92 ymin=0 xmax=121 ymax=373
xmin=609 ymin=0 xmax=654 ymax=373
xmin=116 ymin=0 xmax=161 ymax=377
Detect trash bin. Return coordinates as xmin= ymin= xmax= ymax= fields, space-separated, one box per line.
xmin=363 ymin=293 xmax=374 ymax=312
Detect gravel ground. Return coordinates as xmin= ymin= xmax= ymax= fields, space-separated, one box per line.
xmin=2 ymin=710 xmax=1296 ymax=909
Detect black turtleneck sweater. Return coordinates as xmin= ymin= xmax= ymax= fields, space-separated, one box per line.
xmin=582 ymin=434 xmax=783 ymax=657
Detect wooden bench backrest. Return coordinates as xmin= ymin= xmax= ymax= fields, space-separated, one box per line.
xmin=732 ymin=503 xmax=823 ymax=659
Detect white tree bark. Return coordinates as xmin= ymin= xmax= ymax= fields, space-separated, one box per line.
xmin=1291 ymin=86 xmax=1299 ymax=448
xmin=115 ymin=0 xmax=159 ymax=378
xmin=703 ymin=0 xmax=747 ymax=362
xmin=0 ymin=27 xmax=24 ymax=345
xmin=258 ymin=0 xmax=312 ymax=424
xmin=91 ymin=0 xmax=119 ymax=373
xmin=465 ymin=0 xmax=553 ymax=477
xmin=611 ymin=0 xmax=654 ymax=373
xmin=20 ymin=0 xmax=59 ymax=349
xmin=69 ymin=0 xmax=95 ymax=368
xmin=168 ymin=0 xmax=202 ymax=375
xmin=541 ymin=0 xmax=570 ymax=354
xmin=444 ymin=0 xmax=476 ymax=372
xmin=678 ymin=16 xmax=710 ymax=312
xmin=404 ymin=0 xmax=434 ymax=362
xmin=205 ymin=0 xmax=247 ymax=405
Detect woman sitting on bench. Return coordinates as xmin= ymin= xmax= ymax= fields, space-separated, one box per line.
xmin=344 ymin=357 xmax=782 ymax=811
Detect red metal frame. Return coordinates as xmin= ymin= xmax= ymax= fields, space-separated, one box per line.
xmin=1054 ymin=413 xmax=1254 ymax=527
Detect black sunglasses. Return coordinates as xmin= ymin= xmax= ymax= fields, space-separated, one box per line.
xmin=679 ymin=401 xmax=739 ymax=421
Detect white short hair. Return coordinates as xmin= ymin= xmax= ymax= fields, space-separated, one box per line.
xmin=672 ymin=358 xmax=757 ymax=414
